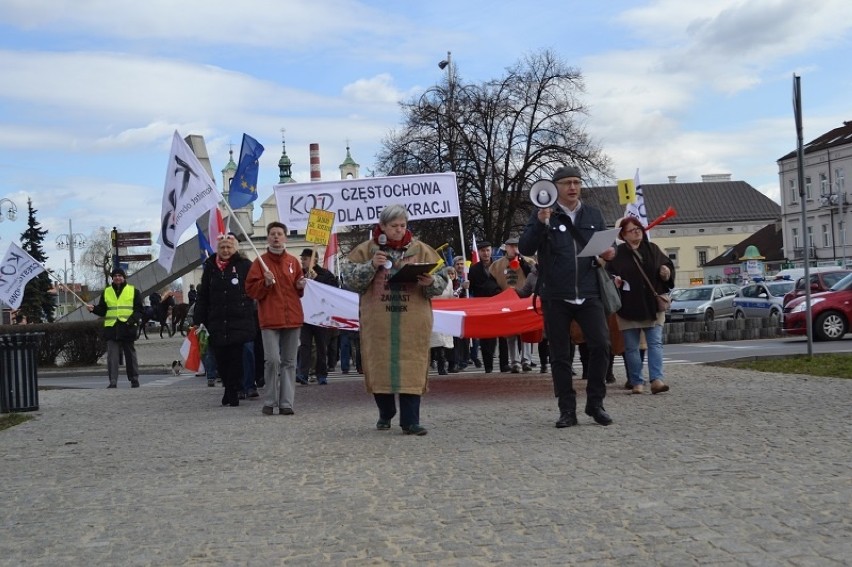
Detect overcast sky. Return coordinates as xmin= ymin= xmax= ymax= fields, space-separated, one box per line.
xmin=1 ymin=0 xmax=851 ymax=276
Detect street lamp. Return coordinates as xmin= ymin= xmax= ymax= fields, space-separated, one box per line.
xmin=818 ymin=179 xmax=848 ymax=269
xmin=55 ymin=219 xmax=86 ymax=284
xmin=0 ymin=197 xmax=17 ymax=222
xmin=438 ymin=51 xmax=454 ymax=173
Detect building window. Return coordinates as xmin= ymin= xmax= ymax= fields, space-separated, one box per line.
xmin=820 ymin=173 xmax=829 ymax=195
xmin=666 ymin=250 xmax=678 ymax=267
xmin=789 ymin=179 xmax=797 ymax=203
xmin=836 ymin=167 xmax=846 ymax=192
xmin=807 ymin=226 xmax=814 ymax=248
xmin=698 ymin=250 xmax=708 ymax=266
xmin=805 ymin=176 xmax=812 ymax=199
xmin=792 ymin=227 xmax=799 ymax=249
xmin=822 ymin=224 xmax=831 ymax=247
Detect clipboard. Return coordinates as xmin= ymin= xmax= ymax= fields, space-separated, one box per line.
xmin=388 ymin=262 xmax=439 ymax=284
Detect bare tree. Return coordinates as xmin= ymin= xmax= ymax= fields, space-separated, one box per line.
xmin=376 ymin=49 xmax=613 ymax=253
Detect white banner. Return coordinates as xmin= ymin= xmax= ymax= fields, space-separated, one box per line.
xmin=0 ymin=242 xmax=45 ymax=310
xmin=157 ymin=131 xmax=223 ymax=272
xmin=300 ymin=279 xmax=459 ymax=335
xmin=274 ymin=173 xmax=460 ymax=230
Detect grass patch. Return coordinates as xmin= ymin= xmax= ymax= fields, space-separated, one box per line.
xmin=0 ymin=413 xmax=33 ymax=431
xmin=715 ymin=353 xmax=852 ymax=379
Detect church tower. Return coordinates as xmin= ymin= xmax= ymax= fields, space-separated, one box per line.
xmin=278 ymin=129 xmax=295 ymax=183
xmin=339 ymin=142 xmax=360 ymax=180
xmin=221 ymin=144 xmax=254 ymax=237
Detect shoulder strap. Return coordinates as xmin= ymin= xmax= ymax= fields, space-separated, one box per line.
xmin=631 ymin=254 xmax=660 ymax=297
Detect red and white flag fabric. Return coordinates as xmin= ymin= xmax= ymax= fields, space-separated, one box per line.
xmin=0 ymin=242 xmax=46 ymax=310
xmin=300 ymin=280 xmax=543 ymax=339
xmin=323 ymin=232 xmax=339 ymax=274
xmin=208 ymin=206 xmax=225 ymax=244
xmin=157 ymin=131 xmax=222 ymax=273
xmin=180 ymin=326 xmax=204 ymax=373
xmin=471 ymin=234 xmax=480 ymax=265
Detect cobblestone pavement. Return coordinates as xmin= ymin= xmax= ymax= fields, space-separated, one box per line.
xmin=2 ymin=337 xmax=851 ymax=565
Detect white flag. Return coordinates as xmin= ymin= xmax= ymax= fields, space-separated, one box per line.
xmin=157 ymin=131 xmax=223 ymax=272
xmin=623 ymin=168 xmax=649 ymax=228
xmin=0 ymin=242 xmax=46 ymax=310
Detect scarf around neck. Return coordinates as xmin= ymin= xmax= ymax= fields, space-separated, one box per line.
xmin=372 ymin=224 xmax=413 ymax=250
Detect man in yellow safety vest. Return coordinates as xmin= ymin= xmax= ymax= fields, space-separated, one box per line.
xmin=87 ymin=267 xmax=145 ymax=388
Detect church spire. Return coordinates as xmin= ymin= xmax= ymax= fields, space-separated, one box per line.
xmin=278 ymin=127 xmax=294 ymax=183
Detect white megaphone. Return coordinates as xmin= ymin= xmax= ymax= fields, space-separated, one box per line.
xmin=529 ymin=179 xmax=558 ymax=208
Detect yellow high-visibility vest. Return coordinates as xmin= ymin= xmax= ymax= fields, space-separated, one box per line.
xmin=103 ymin=284 xmax=136 ymax=327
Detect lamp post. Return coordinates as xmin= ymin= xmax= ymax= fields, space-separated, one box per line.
xmin=55 ymin=219 xmax=86 ymax=284
xmin=819 ymin=179 xmax=848 ymax=269
xmin=51 ymin=261 xmax=72 ymax=317
xmin=438 ymin=51 xmax=454 ymax=172
xmin=0 ymin=198 xmax=17 ymax=222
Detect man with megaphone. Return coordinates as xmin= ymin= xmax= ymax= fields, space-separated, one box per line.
xmin=519 ymin=165 xmax=616 ymax=429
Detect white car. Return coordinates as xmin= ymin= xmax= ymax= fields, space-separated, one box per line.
xmin=733 ymin=281 xmax=795 ymax=321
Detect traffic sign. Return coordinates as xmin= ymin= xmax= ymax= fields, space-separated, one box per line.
xmin=117 ymin=254 xmax=153 ymax=262
xmin=118 ymin=231 xmax=152 ymax=240
xmin=115 ymin=238 xmax=152 ymax=247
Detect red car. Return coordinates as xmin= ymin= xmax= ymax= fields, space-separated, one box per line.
xmin=782 ymin=269 xmax=852 ymax=306
xmin=783 ymin=272 xmax=852 ymax=341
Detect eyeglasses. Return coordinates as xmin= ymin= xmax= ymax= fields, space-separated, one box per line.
xmin=623 ymin=227 xmax=643 ymax=234
xmin=556 ymin=180 xmax=582 ymax=187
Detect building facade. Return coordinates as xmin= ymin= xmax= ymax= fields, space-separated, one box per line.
xmin=778 ymin=120 xmax=852 ymax=269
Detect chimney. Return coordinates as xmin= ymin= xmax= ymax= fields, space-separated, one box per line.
xmin=701 ymin=173 xmax=732 ymax=183
xmin=668 ymin=175 xmax=677 ymax=184
xmin=310 ymin=143 xmax=321 ymax=182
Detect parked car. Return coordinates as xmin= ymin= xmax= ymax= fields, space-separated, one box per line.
xmin=781 ymin=269 xmax=852 ymax=306
xmin=667 ymin=284 xmax=740 ymax=322
xmin=733 ymin=280 xmax=795 ymax=321
xmin=783 ymin=272 xmax=852 ymax=340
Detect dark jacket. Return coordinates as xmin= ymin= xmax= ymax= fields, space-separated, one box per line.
xmin=91 ymin=283 xmax=144 ymax=342
xmin=193 ymin=252 xmax=256 ymax=347
xmin=468 ymin=261 xmax=501 ymax=298
xmin=310 ymin=265 xmax=338 ymax=287
xmin=519 ymin=203 xmax=609 ymax=301
xmin=607 ymin=240 xmax=675 ymax=321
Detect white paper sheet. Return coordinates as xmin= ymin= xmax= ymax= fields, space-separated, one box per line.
xmin=577 ymin=228 xmax=621 ymax=257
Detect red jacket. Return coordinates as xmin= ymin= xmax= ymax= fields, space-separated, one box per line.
xmin=245 ymin=250 xmax=305 ymax=329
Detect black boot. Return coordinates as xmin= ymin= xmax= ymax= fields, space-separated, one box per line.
xmin=555 ymin=411 xmax=578 ymax=428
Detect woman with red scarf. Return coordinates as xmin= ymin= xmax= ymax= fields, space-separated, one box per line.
xmin=194 ymin=235 xmax=256 ymax=407
xmin=342 ymin=204 xmax=447 ymax=435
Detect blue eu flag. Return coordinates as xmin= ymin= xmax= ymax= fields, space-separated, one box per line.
xmin=228 ymin=133 xmax=265 ymax=209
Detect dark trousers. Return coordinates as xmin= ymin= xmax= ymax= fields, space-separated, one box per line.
xmin=480 ymin=338 xmax=497 ymax=372
xmin=298 ymin=324 xmax=329 ymax=378
xmin=213 ymin=342 xmax=245 ymax=403
xmin=543 ymin=297 xmax=609 ymax=413
xmin=452 ymin=336 xmax=469 ymax=369
xmin=373 ymin=393 xmax=421 ymax=428
xmin=498 ymin=337 xmax=509 ymax=370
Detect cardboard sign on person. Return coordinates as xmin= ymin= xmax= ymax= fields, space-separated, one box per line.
xmin=305 ymin=208 xmax=335 ymax=246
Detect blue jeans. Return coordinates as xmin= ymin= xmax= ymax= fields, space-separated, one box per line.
xmin=203 ymin=348 xmax=217 ymax=380
xmin=622 ymin=325 xmax=664 ymax=386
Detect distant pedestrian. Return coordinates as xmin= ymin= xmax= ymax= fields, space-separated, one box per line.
xmin=87 ymin=267 xmax=144 ymax=389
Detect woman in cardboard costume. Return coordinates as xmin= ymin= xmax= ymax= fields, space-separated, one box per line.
xmin=342 ymin=204 xmax=447 ymax=435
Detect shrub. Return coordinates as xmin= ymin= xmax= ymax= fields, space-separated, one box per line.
xmin=0 ymin=321 xmax=105 ymax=367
